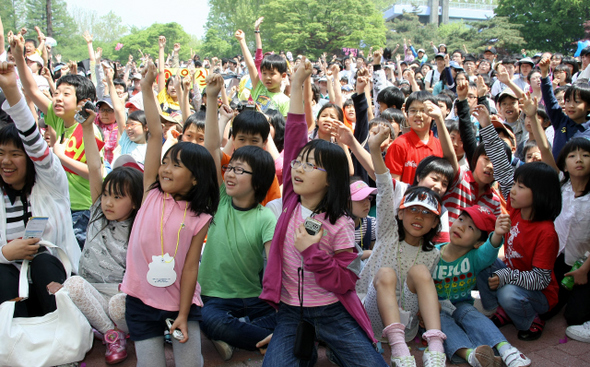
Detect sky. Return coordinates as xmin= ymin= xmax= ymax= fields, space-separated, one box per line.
xmin=64 ymin=0 xmax=211 ymax=38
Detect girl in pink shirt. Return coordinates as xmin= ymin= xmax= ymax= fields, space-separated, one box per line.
xmin=120 ymin=62 xmax=219 ymax=367
xmin=261 ymin=59 xmax=386 ymax=366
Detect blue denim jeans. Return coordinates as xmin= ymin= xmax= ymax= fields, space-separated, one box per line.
xmin=71 ymin=209 xmax=90 ymax=250
xmin=262 ymin=302 xmax=387 ymax=367
xmin=441 ymin=302 xmax=506 ymax=363
xmin=477 ymin=258 xmax=549 ymax=330
xmin=200 ymin=296 xmax=276 ymax=350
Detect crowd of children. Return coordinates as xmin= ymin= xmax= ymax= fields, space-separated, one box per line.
xmin=0 ymin=13 xmax=589 ymax=367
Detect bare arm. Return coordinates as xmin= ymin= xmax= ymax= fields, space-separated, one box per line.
xmin=0 ymin=16 xmax=4 ymax=54
xmin=235 ymin=30 xmax=259 ymax=89
xmin=142 ymin=61 xmax=164 ymax=200
xmin=426 ymin=99 xmax=458 ymax=174
xmin=303 ymin=76 xmax=314 ymax=131
xmin=9 ymin=33 xmax=50 ymax=114
xmin=496 ymin=64 xmax=524 ymax=99
xmin=254 ymin=17 xmax=263 ymax=50
xmin=204 ymin=74 xmax=224 ymax=185
xmin=80 ymin=106 xmax=103 ymax=203
xmin=523 ymin=92 xmax=558 ymax=172
xmin=158 ymin=36 xmax=166 ymax=93
xmin=104 ymin=65 xmax=126 ymax=141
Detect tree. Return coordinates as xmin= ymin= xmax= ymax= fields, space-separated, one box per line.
xmin=108 ymin=22 xmax=195 ymax=63
xmin=495 ymin=0 xmax=590 ymax=53
xmin=205 ymin=0 xmax=263 ymax=56
xmin=71 ymin=8 xmax=129 ymax=44
xmin=385 ymin=12 xmax=439 ymax=54
xmin=262 ymin=0 xmax=386 ymax=58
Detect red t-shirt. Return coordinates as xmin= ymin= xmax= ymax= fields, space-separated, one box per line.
xmin=504 ymin=201 xmax=559 ymax=309
xmin=384 ymin=129 xmax=443 ymax=185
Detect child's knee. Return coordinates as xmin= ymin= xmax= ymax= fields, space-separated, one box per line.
xmin=374 ymin=267 xmax=398 ymax=289
xmin=407 ymin=264 xmax=432 ymax=282
xmin=108 ymin=293 xmax=127 ymax=325
xmin=497 ymin=284 xmax=525 ymax=308
xmin=62 ymin=275 xmax=85 ymax=299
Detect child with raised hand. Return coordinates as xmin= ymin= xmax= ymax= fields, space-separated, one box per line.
xmin=260 ymin=58 xmax=387 ymax=366
xmin=384 ymin=90 xmax=443 ymax=184
xmin=538 ymin=56 xmax=590 ymax=157
xmin=357 ymin=123 xmax=447 ymax=367
xmin=524 ymin=93 xmax=590 ymax=341
xmin=473 ymin=103 xmax=561 ymax=342
xmin=235 ymin=29 xmax=289 ymax=116
xmin=199 ymin=73 xmax=277 ymax=361
xmin=444 ymin=80 xmax=503 ymax=223
xmin=434 ymin=207 xmax=531 ymax=367
xmin=63 ymin=103 xmax=143 ymax=364
xmin=11 ymin=32 xmax=104 ymax=249
xmin=120 ymin=61 xmax=219 ymax=367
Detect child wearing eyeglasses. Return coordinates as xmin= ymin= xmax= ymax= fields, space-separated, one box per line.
xmin=199 ymin=74 xmax=278 ymax=361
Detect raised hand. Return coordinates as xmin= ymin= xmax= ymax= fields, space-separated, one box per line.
xmin=521 ymin=92 xmax=538 ymax=117
xmin=158 ymin=36 xmax=166 ymax=49
xmin=494 ymin=214 xmax=511 ymax=237
xmin=173 ymin=43 xmax=181 ymax=53
xmin=423 ymin=100 xmax=443 ymax=122
xmin=475 ymin=75 xmax=489 ymax=97
xmin=254 ymin=16 xmax=264 ymax=30
xmin=234 ymin=30 xmax=245 ymax=42
xmin=83 ymin=31 xmax=93 ymax=44
xmin=456 ymin=79 xmax=469 ymax=101
xmin=373 ymin=48 xmax=383 ymax=65
xmin=205 ymin=73 xmax=224 ymax=97
xmin=9 ymin=33 xmax=25 ymax=58
xmin=368 ymin=124 xmax=390 ymax=153
xmin=471 ymin=105 xmax=491 ymax=128
xmin=496 ymin=64 xmax=511 ymax=85
xmin=538 ymin=56 xmax=550 ymax=78
xmin=291 ymin=57 xmax=312 ymax=85
xmin=142 ymin=60 xmax=157 ymax=87
xmin=0 ymin=61 xmax=18 ymax=90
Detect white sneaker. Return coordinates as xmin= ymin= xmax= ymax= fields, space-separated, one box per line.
xmin=211 ymin=339 xmax=235 ymax=361
xmin=390 ymin=355 xmax=416 ymax=367
xmin=566 ymin=321 xmax=590 ymax=343
xmin=422 ymin=348 xmax=446 ymax=367
xmin=468 ymin=345 xmax=502 ymax=367
xmin=501 ymin=345 xmax=531 ymax=367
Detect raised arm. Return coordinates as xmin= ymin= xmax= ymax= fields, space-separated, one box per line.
xmin=204 ymin=73 xmax=224 ymax=186
xmin=142 ymin=61 xmax=163 ymax=198
xmin=79 ymin=103 xmax=102 ymax=203
xmin=9 ymin=33 xmax=50 ymax=114
xmin=157 ymin=36 xmax=166 ymax=93
xmin=425 ymin=99 xmax=458 ymax=174
xmin=235 ymin=30 xmax=259 ymax=89
xmin=473 ymin=105 xmax=514 ymax=199
xmin=496 ymin=64 xmax=524 ymax=99
xmin=523 ymin=92 xmax=558 ymax=172
xmin=0 ymin=16 xmax=4 ymax=54
xmin=457 ymin=80 xmax=478 ymax=167
xmin=104 ymin=65 xmax=126 ymax=141
xmin=303 ymin=75 xmax=314 ymax=130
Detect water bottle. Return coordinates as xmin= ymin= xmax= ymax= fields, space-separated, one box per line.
xmin=562 ymin=251 xmax=590 ymax=290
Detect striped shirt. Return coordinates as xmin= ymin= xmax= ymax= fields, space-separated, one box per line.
xmin=442 ymin=166 xmax=502 ymax=224
xmin=3 ymin=191 xmax=30 ymax=241
xmin=280 ymin=203 xmax=355 ymax=307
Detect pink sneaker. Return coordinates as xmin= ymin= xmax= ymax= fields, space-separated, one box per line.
xmin=104 ymin=329 xmax=128 ymax=365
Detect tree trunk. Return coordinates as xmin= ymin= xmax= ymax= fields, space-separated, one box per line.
xmin=46 ymin=0 xmax=52 ymax=36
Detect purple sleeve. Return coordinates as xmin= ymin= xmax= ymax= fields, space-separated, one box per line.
xmin=301 ymin=244 xmax=360 ymax=294
xmin=255 ymin=48 xmax=263 ymax=78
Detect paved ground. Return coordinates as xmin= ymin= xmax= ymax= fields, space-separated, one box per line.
xmin=80 ymin=308 xmax=590 ymax=367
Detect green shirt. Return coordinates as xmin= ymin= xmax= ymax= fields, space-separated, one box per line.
xmin=45 ymin=103 xmax=103 ymax=211
xmin=251 ymin=81 xmax=290 ymax=117
xmin=433 ymin=234 xmax=502 ymax=304
xmin=198 ymin=184 xmax=277 ymax=298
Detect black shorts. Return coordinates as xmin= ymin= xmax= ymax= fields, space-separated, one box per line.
xmin=125 ymin=295 xmax=202 ymax=341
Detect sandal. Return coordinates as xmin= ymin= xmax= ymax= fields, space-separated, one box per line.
xmin=517 ymin=316 xmax=545 ymax=341
xmin=490 ymin=306 xmax=512 ymax=328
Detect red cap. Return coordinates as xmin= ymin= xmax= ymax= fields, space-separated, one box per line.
xmin=461 ymin=205 xmax=496 ymax=233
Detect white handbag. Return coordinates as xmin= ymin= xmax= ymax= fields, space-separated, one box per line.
xmin=0 ymin=241 xmax=93 ymax=367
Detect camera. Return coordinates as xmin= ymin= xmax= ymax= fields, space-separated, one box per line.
xmin=74 ymin=101 xmax=96 ymax=124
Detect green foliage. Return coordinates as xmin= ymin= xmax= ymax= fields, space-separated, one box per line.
xmin=495 ymin=0 xmax=590 ymax=53
xmin=107 ymin=23 xmax=195 ymax=63
xmin=385 ymin=12 xmax=525 ymax=59
xmin=72 ymin=8 xmax=129 ymax=44
xmin=261 ymin=0 xmax=386 ymax=58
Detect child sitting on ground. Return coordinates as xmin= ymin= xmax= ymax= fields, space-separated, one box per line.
xmin=434 ymin=206 xmax=531 ymax=367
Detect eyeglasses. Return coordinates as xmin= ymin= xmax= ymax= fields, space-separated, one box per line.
xmin=407 ymin=109 xmax=426 ymax=116
xmin=222 ymin=165 xmax=252 ymax=175
xmin=99 ymin=108 xmax=114 ymax=113
xmin=290 ymin=159 xmax=326 ymax=172
xmin=407 ymin=206 xmax=436 ymax=218
xmin=126 ymin=121 xmax=142 ymax=127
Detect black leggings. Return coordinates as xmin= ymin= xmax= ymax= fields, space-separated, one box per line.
xmin=0 ymin=253 xmax=66 ymax=317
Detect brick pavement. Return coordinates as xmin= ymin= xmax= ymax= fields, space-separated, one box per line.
xmin=81 ymin=309 xmax=590 ymax=367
